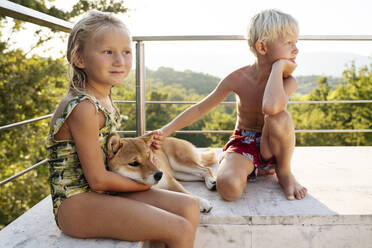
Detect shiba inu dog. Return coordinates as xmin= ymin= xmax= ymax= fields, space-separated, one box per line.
xmin=106 ymin=132 xmax=217 ymax=212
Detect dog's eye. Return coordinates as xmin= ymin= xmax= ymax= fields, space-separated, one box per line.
xmin=128 ymin=161 xmax=140 ymax=167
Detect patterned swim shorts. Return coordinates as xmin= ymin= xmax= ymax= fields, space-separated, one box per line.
xmin=222 ymin=129 xmax=276 ymax=181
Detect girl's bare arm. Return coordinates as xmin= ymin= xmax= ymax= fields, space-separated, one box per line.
xmin=66 ymin=100 xmax=151 ymax=192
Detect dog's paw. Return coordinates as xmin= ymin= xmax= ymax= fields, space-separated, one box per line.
xmin=198 ymin=197 xmax=213 ymax=213
xmin=205 ymin=176 xmax=216 ymax=191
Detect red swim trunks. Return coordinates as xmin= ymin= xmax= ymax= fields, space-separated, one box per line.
xmin=222 ymin=129 xmax=276 ymax=181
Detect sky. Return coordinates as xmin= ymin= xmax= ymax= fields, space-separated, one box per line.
xmin=3 ymin=0 xmax=372 ymax=77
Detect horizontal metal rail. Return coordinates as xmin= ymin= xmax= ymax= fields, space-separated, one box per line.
xmin=133 ymin=35 xmax=246 ymax=41
xmin=290 ymin=100 xmax=372 ymax=104
xmin=118 ymin=129 xmax=372 ymax=135
xmin=295 ymin=129 xmax=372 ymax=133
xmin=0 ymin=0 xmax=73 ymax=32
xmin=0 ymin=114 xmax=53 ymax=131
xmin=171 ymin=129 xmax=372 ymax=134
xmin=0 ymin=159 xmax=48 ymax=186
xmin=114 ymin=100 xmax=235 ymax=104
xmin=299 ymin=35 xmax=372 ymax=41
xmin=115 ymin=100 xmax=372 ymax=105
xmin=132 ymin=35 xmax=372 ymax=41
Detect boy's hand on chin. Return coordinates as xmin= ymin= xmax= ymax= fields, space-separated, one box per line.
xmin=273 ymin=59 xmax=297 ymax=79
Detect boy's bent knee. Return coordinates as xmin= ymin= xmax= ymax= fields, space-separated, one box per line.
xmin=216 ymin=176 xmax=244 ymax=201
xmin=265 ymin=111 xmax=294 ymax=133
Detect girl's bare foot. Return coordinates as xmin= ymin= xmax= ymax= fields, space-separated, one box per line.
xmin=277 ymin=172 xmax=307 ymax=200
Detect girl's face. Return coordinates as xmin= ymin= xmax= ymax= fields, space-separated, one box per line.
xmin=77 ymin=26 xmax=132 ymax=88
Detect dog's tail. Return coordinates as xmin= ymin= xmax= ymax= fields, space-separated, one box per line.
xmin=200 ymin=147 xmax=217 ymax=167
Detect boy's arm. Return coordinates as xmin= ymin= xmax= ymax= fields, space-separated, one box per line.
xmin=262 ymin=60 xmax=298 ymax=115
xmin=161 ymin=77 xmax=233 ymax=137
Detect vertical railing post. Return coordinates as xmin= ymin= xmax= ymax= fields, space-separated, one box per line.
xmin=135 ymin=41 xmax=145 ymax=136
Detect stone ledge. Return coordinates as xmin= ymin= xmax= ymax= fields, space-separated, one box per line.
xmin=196 ymin=223 xmax=372 ymax=248
xmin=199 ymin=215 xmax=372 ymax=225
xmin=1 ymin=147 xmax=372 ymax=248
xmin=0 ymin=196 xmax=139 ymax=248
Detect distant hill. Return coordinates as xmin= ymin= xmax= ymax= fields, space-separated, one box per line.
xmin=145 ymin=51 xmax=371 ymax=97
xmin=295 ymin=75 xmax=345 ymax=95
xmin=146 ymin=67 xmax=220 ymax=95
xmin=146 ymin=67 xmax=345 ymax=97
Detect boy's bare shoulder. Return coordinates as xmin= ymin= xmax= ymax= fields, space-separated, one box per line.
xmin=223 ymin=65 xmax=257 ymax=86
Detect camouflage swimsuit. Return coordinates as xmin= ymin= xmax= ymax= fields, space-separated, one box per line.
xmin=46 ymin=95 xmax=121 ymax=226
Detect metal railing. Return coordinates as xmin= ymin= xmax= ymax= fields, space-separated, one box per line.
xmin=0 ymin=0 xmax=371 ymax=186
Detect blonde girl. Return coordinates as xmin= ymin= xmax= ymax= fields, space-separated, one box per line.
xmin=46 ymin=10 xmax=199 ymax=248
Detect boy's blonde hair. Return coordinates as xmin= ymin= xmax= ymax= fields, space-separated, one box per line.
xmin=67 ymin=10 xmax=130 ymax=95
xmin=247 ymin=9 xmax=299 ymax=56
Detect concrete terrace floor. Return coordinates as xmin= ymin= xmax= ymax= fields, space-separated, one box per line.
xmin=188 ymin=146 xmax=372 ymax=217
xmin=1 ymin=146 xmax=372 ymax=248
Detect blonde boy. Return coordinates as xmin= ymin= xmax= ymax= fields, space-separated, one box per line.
xmin=154 ymin=9 xmax=307 ymax=201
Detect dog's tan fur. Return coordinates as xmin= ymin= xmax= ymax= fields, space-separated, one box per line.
xmin=106 ymin=132 xmax=217 ymax=212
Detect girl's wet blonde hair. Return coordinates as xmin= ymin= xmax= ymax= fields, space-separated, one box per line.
xmin=247 ymin=9 xmax=299 ymax=56
xmin=67 ymin=10 xmax=130 ymax=96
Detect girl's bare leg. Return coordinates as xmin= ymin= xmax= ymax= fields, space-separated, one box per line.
xmin=216 ymin=152 xmax=255 ymax=201
xmin=57 ymin=189 xmax=200 ymax=248
xmin=260 ymin=111 xmax=307 ymax=200
xmin=122 ymin=189 xmax=200 ymax=248
xmin=119 ymin=188 xmax=200 ymax=230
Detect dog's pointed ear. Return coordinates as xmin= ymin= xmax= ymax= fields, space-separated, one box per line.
xmin=141 ymin=132 xmax=154 ymax=147
xmin=107 ymin=133 xmax=121 ymax=159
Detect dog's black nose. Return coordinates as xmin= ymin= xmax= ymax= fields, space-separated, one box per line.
xmin=154 ymin=171 xmax=163 ymax=181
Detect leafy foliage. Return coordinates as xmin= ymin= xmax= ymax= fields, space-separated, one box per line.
xmin=290 ymin=63 xmax=372 ymax=146
xmin=0 ymin=42 xmax=67 ymax=229
xmin=295 ymin=75 xmax=345 ymax=95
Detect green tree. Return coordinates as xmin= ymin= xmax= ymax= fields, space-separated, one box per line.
xmin=290 ymin=63 xmax=372 ymax=146
xmin=0 ymin=44 xmax=67 ymax=229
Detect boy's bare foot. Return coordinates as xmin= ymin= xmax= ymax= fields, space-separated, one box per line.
xmin=277 ymin=172 xmax=307 ymax=200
